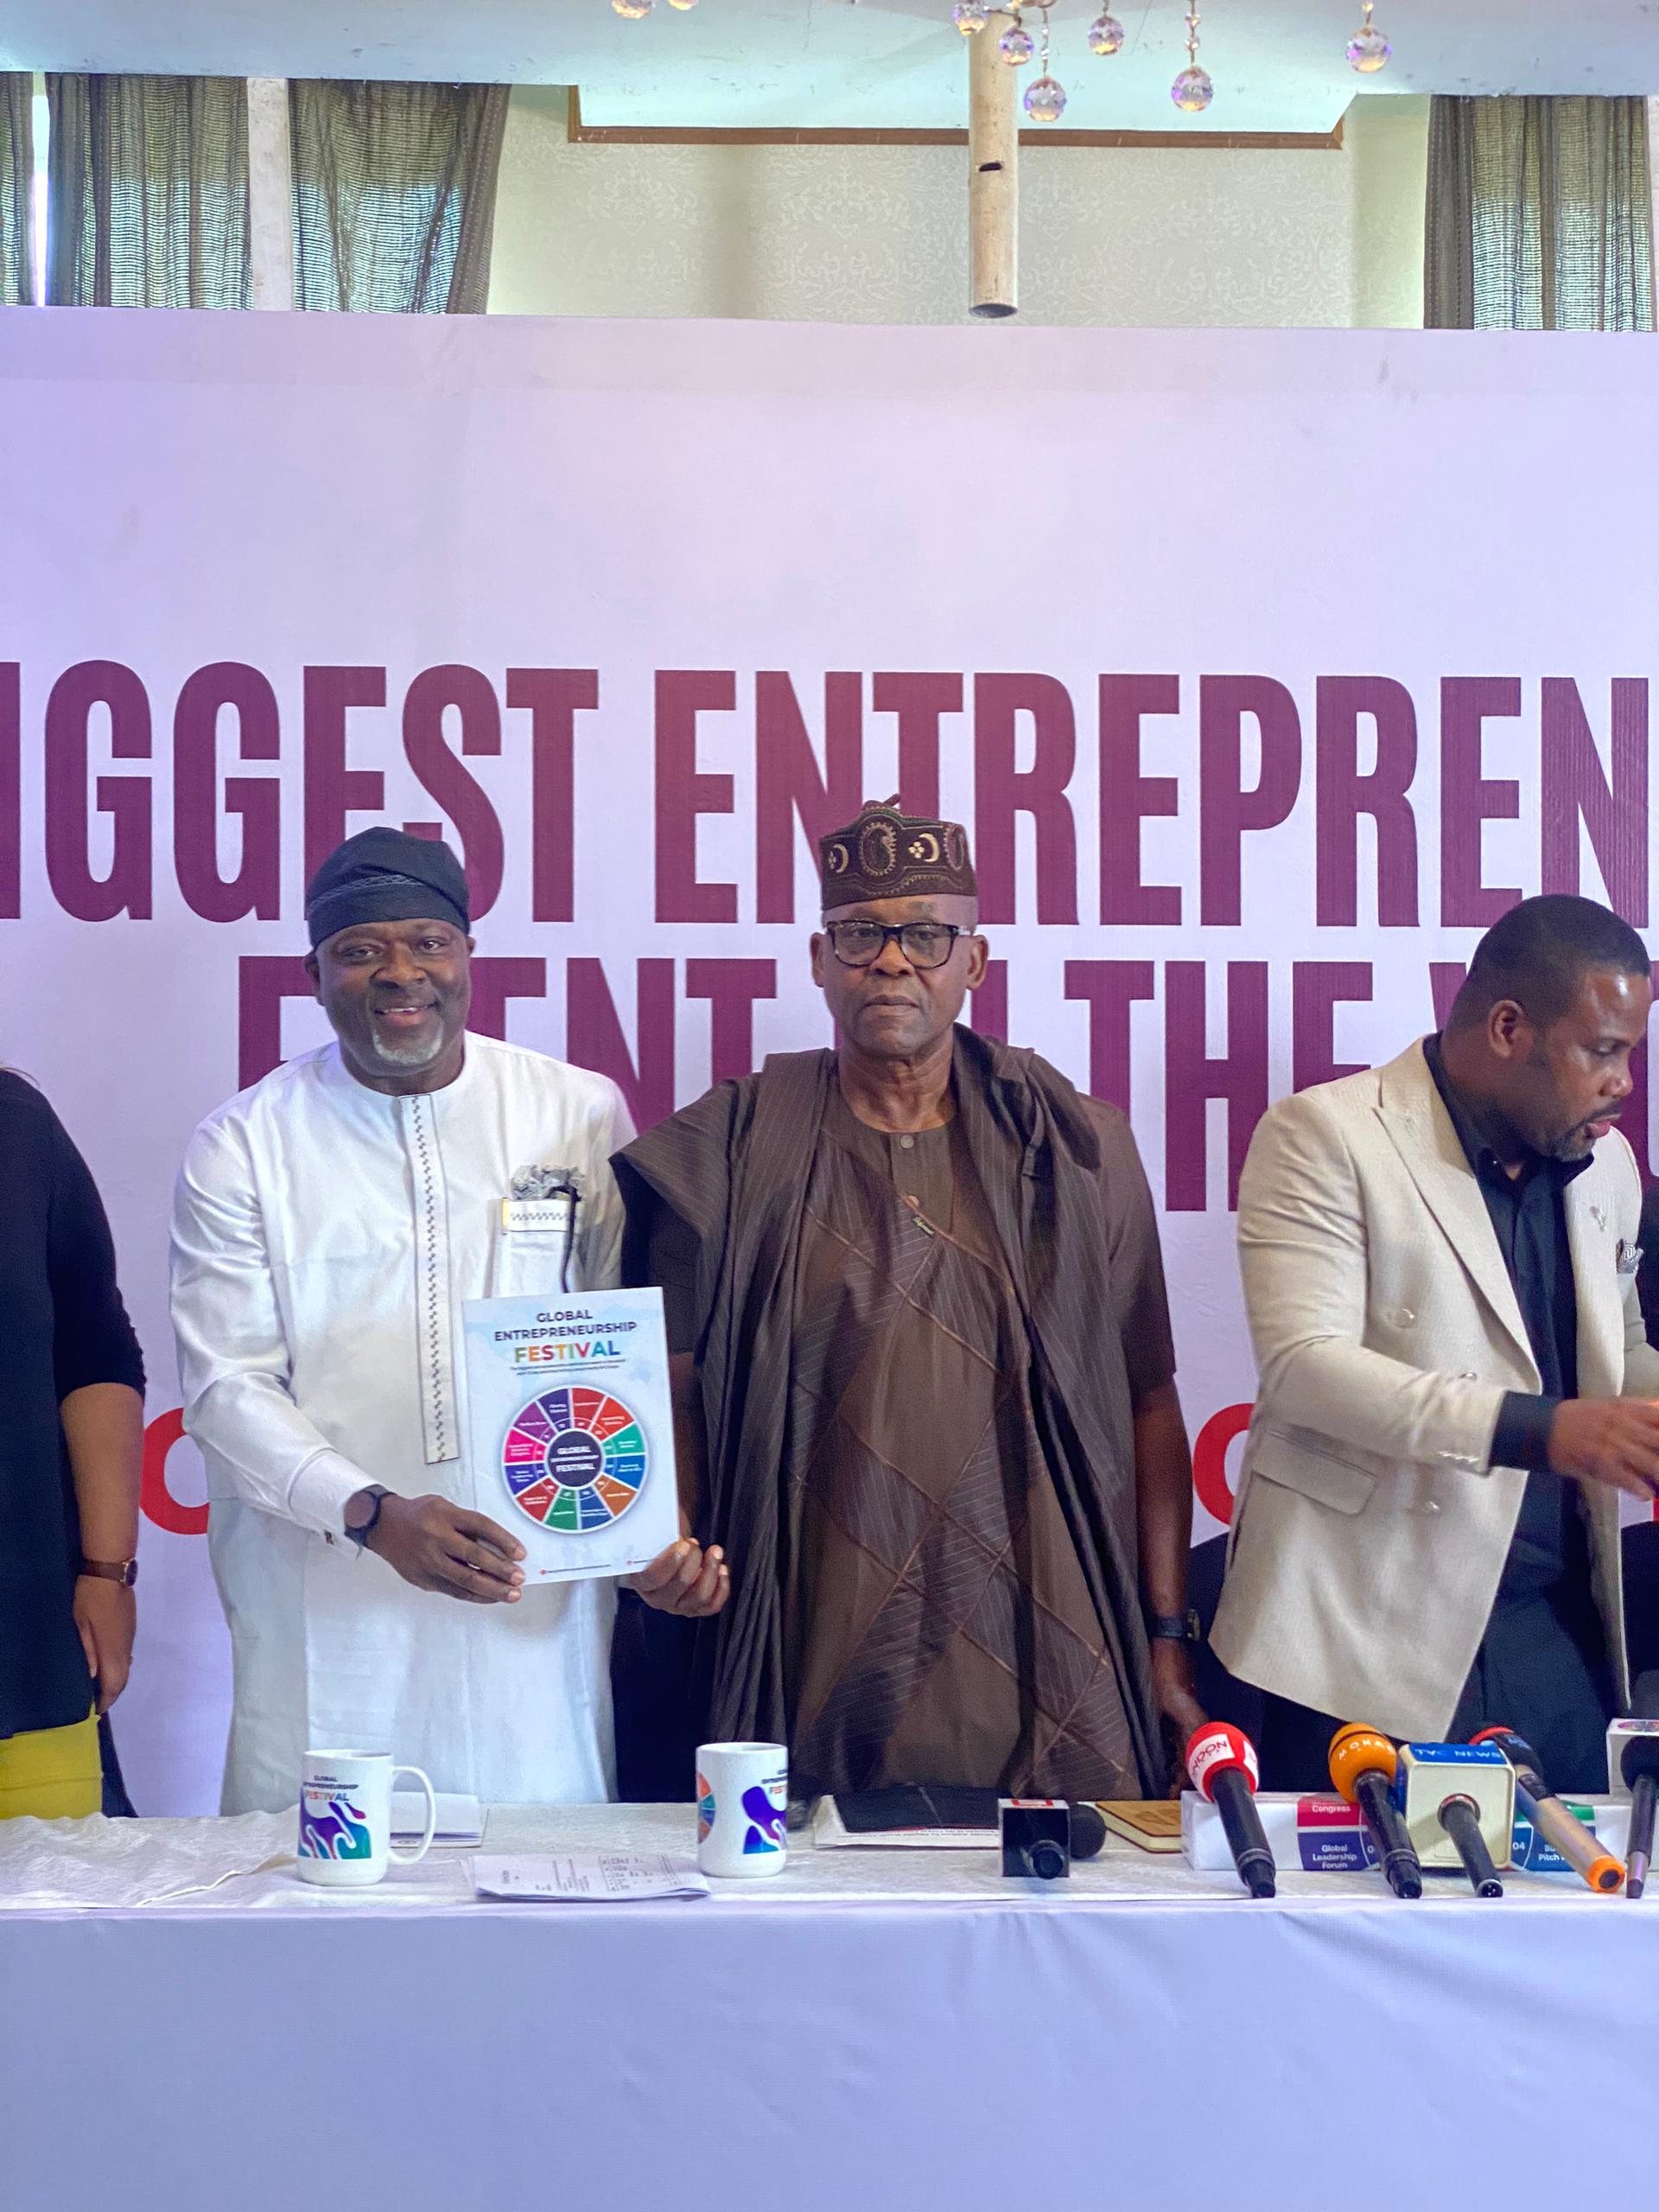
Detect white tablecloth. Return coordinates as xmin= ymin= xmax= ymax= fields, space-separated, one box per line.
xmin=3 ymin=1803 xmax=1652 ymax=2212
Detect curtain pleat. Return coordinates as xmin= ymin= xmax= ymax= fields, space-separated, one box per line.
xmin=0 ymin=73 xmax=33 ymax=307
xmin=1426 ymin=95 xmax=1654 ymax=332
xmin=46 ymin=73 xmax=250 ymax=308
xmin=289 ymin=80 xmax=509 ymax=313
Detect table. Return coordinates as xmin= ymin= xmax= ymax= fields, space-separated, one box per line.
xmin=3 ymin=1802 xmax=1653 ymax=2212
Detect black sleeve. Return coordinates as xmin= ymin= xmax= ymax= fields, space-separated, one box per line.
xmin=1639 ymin=1185 xmax=1659 ymax=1348
xmin=46 ymin=1111 xmax=146 ymax=1402
xmin=1490 ymin=1391 xmax=1560 ymax=1471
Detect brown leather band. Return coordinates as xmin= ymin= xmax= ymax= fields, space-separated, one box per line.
xmin=79 ymin=1558 xmax=138 ymax=1586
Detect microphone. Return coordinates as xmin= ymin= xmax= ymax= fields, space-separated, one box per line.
xmin=998 ymin=1799 xmax=1072 ymax=1879
xmin=1069 ymin=1802 xmax=1107 ymax=1860
xmin=1185 ymin=1723 xmax=1276 ymax=1897
xmin=1437 ymin=1796 xmax=1503 ymax=1897
xmin=1617 ymin=1673 xmax=1659 ymax=1900
xmin=1393 ymin=1743 xmax=1514 ymax=1898
xmin=1471 ymin=1726 xmax=1623 ymax=1893
xmin=1328 ymin=1726 xmax=1423 ymax=1898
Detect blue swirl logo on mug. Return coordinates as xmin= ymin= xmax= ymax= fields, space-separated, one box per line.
xmin=299 ymin=1792 xmax=374 ymax=1860
xmin=741 ymin=1780 xmax=786 ymax=1854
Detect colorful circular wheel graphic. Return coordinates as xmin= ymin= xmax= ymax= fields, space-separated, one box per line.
xmin=500 ymin=1388 xmax=648 ymax=1533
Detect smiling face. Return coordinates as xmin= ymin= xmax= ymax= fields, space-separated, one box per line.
xmin=810 ymin=893 xmax=988 ymax=1062
xmin=307 ymin=916 xmax=474 ymax=1091
xmin=1490 ymin=965 xmax=1652 ymax=1160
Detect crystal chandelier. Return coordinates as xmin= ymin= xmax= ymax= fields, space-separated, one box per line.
xmin=607 ymin=0 xmax=1398 ymax=119
xmin=1021 ymin=3 xmax=1065 ymax=119
xmin=944 ymin=0 xmax=1395 ymax=118
xmin=1170 ymin=3 xmax=1213 ymax=111
xmin=1346 ymin=1 xmax=1391 ymax=73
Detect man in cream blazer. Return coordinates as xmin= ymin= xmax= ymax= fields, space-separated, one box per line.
xmin=1212 ymin=896 xmax=1659 ymax=1791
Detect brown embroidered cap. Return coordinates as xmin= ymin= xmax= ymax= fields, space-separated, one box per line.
xmin=818 ymin=796 xmax=977 ymax=910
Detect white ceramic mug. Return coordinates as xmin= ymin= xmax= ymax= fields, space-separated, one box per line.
xmin=696 ymin=1741 xmax=789 ymax=1878
xmin=296 ymin=1750 xmax=437 ymax=1888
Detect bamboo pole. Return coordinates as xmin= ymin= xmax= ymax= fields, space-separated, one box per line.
xmin=968 ymin=20 xmax=1017 ymax=318
xmin=246 ymin=78 xmax=295 ymax=310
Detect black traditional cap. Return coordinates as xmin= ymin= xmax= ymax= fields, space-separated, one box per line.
xmin=305 ymin=826 xmax=470 ymax=950
xmin=818 ymin=795 xmax=976 ymax=911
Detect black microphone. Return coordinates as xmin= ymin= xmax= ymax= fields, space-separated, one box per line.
xmin=1070 ymin=1802 xmax=1107 ymax=1860
xmin=1436 ymin=1795 xmax=1504 ymax=1899
xmin=1620 ymin=1672 xmax=1659 ymax=1901
xmin=1186 ymin=1723 xmax=1276 ymax=1897
xmin=1328 ymin=1726 xmax=1422 ymax=1898
xmin=1394 ymin=1744 xmax=1512 ymax=1897
xmin=999 ymin=1799 xmax=1072 ymax=1879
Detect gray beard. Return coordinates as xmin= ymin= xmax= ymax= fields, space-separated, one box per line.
xmin=368 ymin=1023 xmax=447 ymax=1071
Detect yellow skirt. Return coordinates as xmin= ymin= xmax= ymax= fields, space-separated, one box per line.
xmin=0 ymin=1712 xmax=101 ymax=1820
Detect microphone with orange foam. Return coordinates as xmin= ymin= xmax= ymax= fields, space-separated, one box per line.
xmin=1185 ymin=1723 xmax=1276 ymax=1898
xmin=1471 ymin=1726 xmax=1623 ymax=1893
xmin=1328 ymin=1726 xmax=1422 ymax=1898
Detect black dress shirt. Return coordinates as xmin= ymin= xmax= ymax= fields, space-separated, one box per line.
xmin=0 ymin=1076 xmax=145 ymax=1739
xmin=1422 ymin=1037 xmax=1588 ymax=1605
xmin=1637 ymin=1182 xmax=1659 ymax=1348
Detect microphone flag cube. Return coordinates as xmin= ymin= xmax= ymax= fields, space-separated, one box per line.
xmin=1605 ymin=1717 xmax=1659 ymax=1802
xmin=999 ymin=1798 xmax=1071 ymax=1880
xmin=1391 ymin=1743 xmax=1515 ymax=1872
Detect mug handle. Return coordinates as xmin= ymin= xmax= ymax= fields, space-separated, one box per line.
xmin=389 ymin=1766 xmax=438 ymax=1864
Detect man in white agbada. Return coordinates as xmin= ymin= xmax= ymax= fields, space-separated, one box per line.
xmin=171 ymin=827 xmax=728 ymax=1816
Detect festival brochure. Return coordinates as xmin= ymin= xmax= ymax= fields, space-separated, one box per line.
xmin=461 ymin=1287 xmax=679 ymax=1583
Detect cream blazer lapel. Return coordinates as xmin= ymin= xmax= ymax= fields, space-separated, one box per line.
xmin=1372 ymin=1045 xmax=1537 ymax=1382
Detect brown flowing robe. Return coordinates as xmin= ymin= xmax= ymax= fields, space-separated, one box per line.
xmin=614 ymin=1028 xmax=1175 ymax=1797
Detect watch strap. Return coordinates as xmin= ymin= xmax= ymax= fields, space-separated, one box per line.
xmin=1146 ymin=1608 xmax=1199 ymax=1643
xmin=79 ymin=1557 xmax=138 ymax=1587
xmin=344 ymin=1484 xmax=392 ymax=1549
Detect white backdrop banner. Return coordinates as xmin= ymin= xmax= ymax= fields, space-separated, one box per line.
xmin=4 ymin=309 xmax=1656 ymax=1812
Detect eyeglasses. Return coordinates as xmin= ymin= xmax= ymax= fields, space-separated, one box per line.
xmin=823 ymin=920 xmax=965 ymax=970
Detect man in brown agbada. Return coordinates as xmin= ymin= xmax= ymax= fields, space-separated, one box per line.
xmin=614 ymin=798 xmax=1204 ymax=1800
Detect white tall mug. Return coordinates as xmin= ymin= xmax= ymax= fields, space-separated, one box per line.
xmin=696 ymin=1741 xmax=789 ymax=1877
xmin=296 ymin=1750 xmax=437 ymax=1888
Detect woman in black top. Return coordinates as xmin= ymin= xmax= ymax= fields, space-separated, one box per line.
xmin=0 ymin=1072 xmax=145 ymax=1819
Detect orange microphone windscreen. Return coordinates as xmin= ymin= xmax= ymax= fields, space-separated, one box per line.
xmin=1328 ymin=1722 xmax=1399 ymax=1807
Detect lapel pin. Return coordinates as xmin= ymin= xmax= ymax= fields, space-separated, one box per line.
xmin=1591 ymin=1205 xmax=1608 ymax=1232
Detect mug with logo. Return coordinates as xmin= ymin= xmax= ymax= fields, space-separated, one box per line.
xmin=696 ymin=1741 xmax=789 ymax=1878
xmin=296 ymin=1750 xmax=437 ymax=1888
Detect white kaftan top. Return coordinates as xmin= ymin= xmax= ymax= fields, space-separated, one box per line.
xmin=170 ymin=1034 xmax=635 ymax=1815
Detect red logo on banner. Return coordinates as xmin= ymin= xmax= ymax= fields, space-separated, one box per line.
xmin=1192 ymin=1402 xmax=1251 ymax=1526
xmin=142 ymin=1408 xmax=209 ymax=1536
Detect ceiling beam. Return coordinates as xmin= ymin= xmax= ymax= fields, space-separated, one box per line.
xmin=564 ymin=86 xmax=1345 ymax=151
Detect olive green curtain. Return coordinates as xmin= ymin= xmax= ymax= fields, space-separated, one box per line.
xmin=289 ymin=79 xmax=509 ymax=312
xmin=1426 ymin=95 xmax=1654 ymax=332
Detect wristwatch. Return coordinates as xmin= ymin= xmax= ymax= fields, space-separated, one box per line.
xmin=1145 ymin=1608 xmax=1201 ymax=1644
xmin=344 ymin=1484 xmax=393 ymax=1550
xmin=79 ymin=1557 xmax=138 ymax=1587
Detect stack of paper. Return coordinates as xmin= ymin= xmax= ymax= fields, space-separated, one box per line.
xmin=392 ymin=1792 xmax=483 ymax=1844
xmin=473 ymin=1853 xmax=709 ymax=1901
